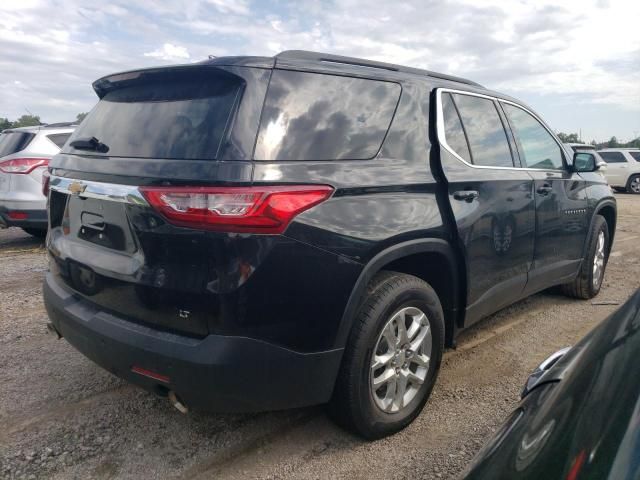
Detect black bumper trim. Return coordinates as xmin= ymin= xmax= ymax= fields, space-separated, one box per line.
xmin=0 ymin=206 xmax=48 ymax=229
xmin=43 ymin=272 xmax=343 ymax=412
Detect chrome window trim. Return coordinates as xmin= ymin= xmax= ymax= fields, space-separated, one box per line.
xmin=49 ymin=176 xmax=148 ymax=205
xmin=435 ymin=88 xmax=567 ymax=172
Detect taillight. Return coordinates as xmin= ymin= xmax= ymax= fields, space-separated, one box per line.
xmin=140 ymin=185 xmax=334 ymax=234
xmin=0 ymin=157 xmax=49 ymax=174
xmin=42 ymin=170 xmax=50 ymax=196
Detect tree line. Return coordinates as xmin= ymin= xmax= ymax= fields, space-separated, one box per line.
xmin=556 ymin=132 xmax=640 ymax=149
xmin=0 ymin=113 xmax=88 ymax=132
xmin=1 ymin=114 xmax=638 ymax=150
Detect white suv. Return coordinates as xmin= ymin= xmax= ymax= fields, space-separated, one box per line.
xmin=598 ymin=149 xmax=640 ymax=194
xmin=0 ymin=123 xmax=76 ymax=236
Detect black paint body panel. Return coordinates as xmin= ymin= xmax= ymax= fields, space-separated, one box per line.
xmin=44 ymin=54 xmax=616 ymax=411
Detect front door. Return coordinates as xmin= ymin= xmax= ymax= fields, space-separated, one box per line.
xmin=500 ymin=102 xmax=589 ymax=293
xmin=435 ymin=90 xmax=536 ymax=325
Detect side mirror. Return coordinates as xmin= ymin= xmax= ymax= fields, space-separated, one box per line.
xmin=573 ymin=152 xmax=598 ymax=172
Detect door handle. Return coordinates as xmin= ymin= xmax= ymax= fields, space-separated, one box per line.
xmin=453 ymin=190 xmax=479 ymax=202
xmin=536 ymin=185 xmax=553 ymax=195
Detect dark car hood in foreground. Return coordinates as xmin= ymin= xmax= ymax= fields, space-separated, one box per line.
xmin=463 ymin=289 xmax=640 ymax=480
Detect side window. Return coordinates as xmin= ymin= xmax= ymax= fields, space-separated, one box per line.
xmin=502 ymin=103 xmax=564 ymax=170
xmin=451 ymin=94 xmax=514 ymax=167
xmin=254 ymin=70 xmax=401 ymax=161
xmin=441 ymin=93 xmax=471 ymax=163
xmin=47 ymin=133 xmax=71 ymax=149
xmin=628 ymin=151 xmax=640 ymax=162
xmin=599 ymin=151 xmax=627 ymax=163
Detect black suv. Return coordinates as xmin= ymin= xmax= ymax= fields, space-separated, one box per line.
xmin=43 ymin=51 xmax=616 ymax=439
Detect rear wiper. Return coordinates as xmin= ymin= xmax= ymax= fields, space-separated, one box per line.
xmin=69 ymin=136 xmax=109 ymax=153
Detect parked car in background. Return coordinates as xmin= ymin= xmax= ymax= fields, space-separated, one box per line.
xmin=0 ymin=123 xmax=76 ymax=236
xmin=564 ymin=142 xmax=598 ymax=153
xmin=43 ymin=51 xmax=615 ymax=439
xmin=462 ymin=289 xmax=640 ymax=480
xmin=597 ymin=148 xmax=640 ymax=194
xmin=563 ymin=143 xmax=607 ymax=173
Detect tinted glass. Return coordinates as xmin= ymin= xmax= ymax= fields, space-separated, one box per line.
xmin=66 ymin=70 xmax=241 ymax=160
xmin=255 ymin=70 xmax=401 ymax=161
xmin=47 ymin=133 xmax=71 ymax=149
xmin=452 ymin=94 xmax=513 ymax=167
xmin=0 ymin=132 xmax=35 ymax=157
xmin=442 ymin=93 xmax=471 ymax=163
xmin=570 ymin=145 xmax=595 ymax=152
xmin=629 ymin=151 xmax=640 ymax=161
xmin=599 ymin=151 xmax=627 ymax=163
xmin=502 ymin=104 xmax=564 ymax=169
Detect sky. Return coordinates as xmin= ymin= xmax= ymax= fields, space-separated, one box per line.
xmin=1 ymin=0 xmax=639 ymax=142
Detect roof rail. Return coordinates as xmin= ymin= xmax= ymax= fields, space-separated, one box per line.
xmin=275 ymin=50 xmax=483 ymax=88
xmin=44 ymin=122 xmax=77 ymax=128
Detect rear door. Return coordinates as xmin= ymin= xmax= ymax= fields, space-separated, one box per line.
xmin=434 ymin=89 xmax=535 ymax=325
xmin=500 ymin=101 xmax=589 ymax=292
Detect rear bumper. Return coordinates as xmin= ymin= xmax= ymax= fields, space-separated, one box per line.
xmin=0 ymin=205 xmax=47 ymax=229
xmin=43 ymin=272 xmax=343 ymax=412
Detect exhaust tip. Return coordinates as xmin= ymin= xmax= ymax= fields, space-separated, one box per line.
xmin=46 ymin=322 xmax=62 ymax=339
xmin=168 ymin=391 xmax=189 ymax=414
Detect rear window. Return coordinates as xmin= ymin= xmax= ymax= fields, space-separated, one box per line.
xmin=65 ymin=69 xmax=242 ymax=160
xmin=0 ymin=131 xmax=35 ymax=157
xmin=254 ymin=70 xmax=401 ymax=161
xmin=629 ymin=151 xmax=640 ymax=161
xmin=47 ymin=133 xmax=71 ymax=149
xmin=570 ymin=145 xmax=594 ymax=152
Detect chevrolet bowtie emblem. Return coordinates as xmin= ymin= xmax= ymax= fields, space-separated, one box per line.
xmin=68 ymin=181 xmax=87 ymax=195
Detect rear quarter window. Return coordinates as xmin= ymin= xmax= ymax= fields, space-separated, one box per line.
xmin=628 ymin=151 xmax=640 ymax=162
xmin=47 ymin=133 xmax=71 ymax=149
xmin=254 ymin=70 xmax=401 ymax=161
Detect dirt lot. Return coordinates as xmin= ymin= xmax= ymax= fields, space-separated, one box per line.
xmin=1 ymin=194 xmax=638 ymax=480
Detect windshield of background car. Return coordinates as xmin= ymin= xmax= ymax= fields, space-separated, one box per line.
xmin=64 ymin=68 xmax=243 ymax=160
xmin=0 ymin=131 xmax=35 ymax=158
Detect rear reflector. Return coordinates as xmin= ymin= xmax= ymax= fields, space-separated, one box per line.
xmin=140 ymin=185 xmax=334 ymax=234
xmin=131 ymin=366 xmax=170 ymax=384
xmin=8 ymin=211 xmax=28 ymax=220
xmin=0 ymin=157 xmax=49 ymax=174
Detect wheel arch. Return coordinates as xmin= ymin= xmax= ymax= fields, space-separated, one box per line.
xmin=592 ymin=200 xmax=617 ymax=255
xmin=335 ymin=239 xmax=464 ymax=350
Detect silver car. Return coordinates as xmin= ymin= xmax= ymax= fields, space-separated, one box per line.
xmin=0 ymin=123 xmax=76 ymax=236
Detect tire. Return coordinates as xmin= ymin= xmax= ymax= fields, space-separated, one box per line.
xmin=626 ymin=175 xmax=640 ymax=194
xmin=329 ymin=271 xmax=445 ymax=439
xmin=562 ymin=215 xmax=609 ymax=299
xmin=22 ymin=227 xmax=47 ymax=238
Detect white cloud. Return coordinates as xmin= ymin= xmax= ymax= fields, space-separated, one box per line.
xmin=143 ymin=43 xmax=191 ymax=61
xmin=206 ymin=0 xmax=249 ymax=15
xmin=0 ymin=0 xmax=638 ymax=140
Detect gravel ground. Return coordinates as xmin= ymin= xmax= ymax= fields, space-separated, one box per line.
xmin=1 ymin=193 xmax=639 ymax=480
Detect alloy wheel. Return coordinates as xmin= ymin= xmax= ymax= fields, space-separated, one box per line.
xmin=370 ymin=307 xmax=432 ymax=413
xmin=592 ymin=230 xmax=606 ymax=289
